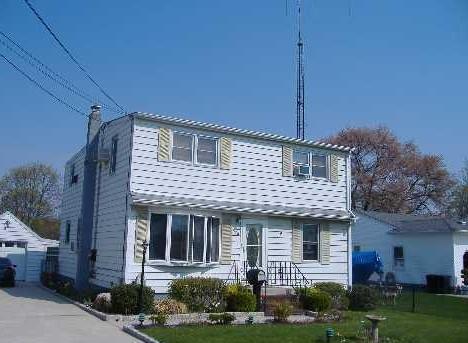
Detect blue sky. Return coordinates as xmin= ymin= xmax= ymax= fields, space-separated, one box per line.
xmin=0 ymin=0 xmax=467 ymax=176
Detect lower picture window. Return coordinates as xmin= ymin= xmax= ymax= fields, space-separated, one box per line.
xmin=148 ymin=213 xmax=220 ymax=263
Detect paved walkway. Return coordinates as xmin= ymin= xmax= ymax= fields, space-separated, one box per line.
xmin=0 ymin=283 xmax=140 ymax=343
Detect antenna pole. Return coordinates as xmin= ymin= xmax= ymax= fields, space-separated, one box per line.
xmin=296 ymin=0 xmax=305 ymax=140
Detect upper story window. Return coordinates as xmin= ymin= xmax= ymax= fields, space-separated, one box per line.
xmin=293 ymin=150 xmax=328 ymax=179
xmin=302 ymin=223 xmax=319 ymax=261
xmin=172 ymin=132 xmax=194 ymax=162
xmin=69 ymin=164 xmax=78 ymax=185
xmin=109 ymin=136 xmax=118 ymax=174
xmin=197 ymin=137 xmax=217 ymax=165
xmin=148 ymin=212 xmax=220 ymax=264
xmin=171 ymin=132 xmax=218 ymax=166
xmin=311 ymin=154 xmax=327 ymax=178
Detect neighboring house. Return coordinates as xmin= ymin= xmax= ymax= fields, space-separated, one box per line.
xmin=353 ymin=210 xmax=468 ymax=287
xmin=0 ymin=211 xmax=58 ymax=282
xmin=58 ymin=106 xmax=354 ymax=293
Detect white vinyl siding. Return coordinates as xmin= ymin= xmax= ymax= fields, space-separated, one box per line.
xmin=131 ymin=119 xmax=348 ymax=210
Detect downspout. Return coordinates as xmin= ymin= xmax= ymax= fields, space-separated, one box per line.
xmin=93 ymin=123 xmax=107 ymax=249
xmin=121 ymin=115 xmax=134 ymax=284
xmin=346 ymin=152 xmax=353 ymax=288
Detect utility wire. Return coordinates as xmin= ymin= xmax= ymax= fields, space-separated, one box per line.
xmin=0 ymin=53 xmax=87 ymax=117
xmin=0 ymin=31 xmax=123 ymax=114
xmin=23 ymin=0 xmax=126 ymax=113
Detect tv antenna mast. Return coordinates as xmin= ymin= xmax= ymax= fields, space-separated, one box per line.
xmin=296 ymin=0 xmax=305 ymax=140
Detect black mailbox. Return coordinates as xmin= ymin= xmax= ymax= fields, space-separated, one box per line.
xmin=246 ymin=269 xmax=266 ymax=311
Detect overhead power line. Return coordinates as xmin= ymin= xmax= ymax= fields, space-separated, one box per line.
xmin=0 ymin=53 xmax=87 ymax=117
xmin=0 ymin=30 xmax=123 ymax=114
xmin=23 ymin=0 xmax=126 ymax=113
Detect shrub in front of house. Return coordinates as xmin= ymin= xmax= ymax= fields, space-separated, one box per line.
xmin=348 ymin=285 xmax=378 ymax=311
xmin=150 ymin=313 xmax=168 ymax=325
xmin=208 ymin=312 xmax=235 ymax=325
xmin=272 ymin=301 xmax=293 ymax=323
xmin=153 ymin=298 xmax=188 ymax=315
xmin=93 ymin=293 xmax=112 ymax=313
xmin=224 ymin=284 xmax=256 ymax=312
xmin=110 ymin=283 xmax=155 ymax=315
xmin=298 ymin=287 xmax=332 ymax=312
xmin=168 ymin=277 xmax=226 ymax=313
xmin=313 ymin=282 xmax=350 ymax=310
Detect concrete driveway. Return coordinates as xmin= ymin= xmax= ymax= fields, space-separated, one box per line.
xmin=0 ymin=283 xmax=140 ymax=343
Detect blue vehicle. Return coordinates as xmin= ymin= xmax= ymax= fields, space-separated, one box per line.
xmin=352 ymin=251 xmax=383 ymax=284
xmin=0 ymin=257 xmax=16 ymax=287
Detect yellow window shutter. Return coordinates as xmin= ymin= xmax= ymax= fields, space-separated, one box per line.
xmin=282 ymin=146 xmax=293 ymax=177
xmin=158 ymin=127 xmax=171 ymax=161
xmin=219 ymin=137 xmax=232 ymax=170
xmin=320 ymin=223 xmax=331 ymax=264
xmin=134 ymin=208 xmax=149 ymax=263
xmin=219 ymin=220 xmax=233 ymax=265
xmin=330 ymin=155 xmax=339 ymax=183
xmin=291 ymin=219 xmax=302 ymax=263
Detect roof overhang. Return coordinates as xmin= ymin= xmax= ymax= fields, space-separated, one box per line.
xmin=132 ymin=112 xmax=354 ymax=154
xmin=131 ymin=193 xmax=352 ymax=221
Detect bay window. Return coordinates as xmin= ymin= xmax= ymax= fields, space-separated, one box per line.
xmin=148 ymin=213 xmax=220 ymax=264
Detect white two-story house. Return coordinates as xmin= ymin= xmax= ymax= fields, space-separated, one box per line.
xmin=58 ymin=106 xmax=354 ymax=293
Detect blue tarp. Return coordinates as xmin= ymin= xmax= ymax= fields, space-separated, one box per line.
xmin=352 ymin=251 xmax=384 ymax=284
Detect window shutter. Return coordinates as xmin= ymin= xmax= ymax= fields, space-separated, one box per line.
xmin=134 ymin=208 xmax=149 ymax=263
xmin=282 ymin=146 xmax=293 ymax=177
xmin=158 ymin=127 xmax=171 ymax=161
xmin=320 ymin=223 xmax=331 ymax=264
xmin=291 ymin=219 xmax=302 ymax=263
xmin=219 ymin=137 xmax=232 ymax=170
xmin=219 ymin=220 xmax=233 ymax=265
xmin=329 ymin=155 xmax=339 ymax=183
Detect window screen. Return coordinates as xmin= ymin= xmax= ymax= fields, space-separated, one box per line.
xmin=172 ymin=133 xmax=193 ymax=162
xmin=149 ymin=214 xmax=167 ymax=260
xmin=312 ymin=155 xmax=327 ymax=178
xmin=302 ymin=224 xmax=319 ymax=260
xmin=170 ymin=215 xmax=189 ymax=261
xmin=197 ymin=137 xmax=217 ymax=165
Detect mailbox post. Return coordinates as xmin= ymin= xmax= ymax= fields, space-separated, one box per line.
xmin=246 ymin=269 xmax=266 ymax=311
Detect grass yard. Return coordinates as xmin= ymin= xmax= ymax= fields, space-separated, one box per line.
xmin=141 ymin=292 xmax=468 ymax=343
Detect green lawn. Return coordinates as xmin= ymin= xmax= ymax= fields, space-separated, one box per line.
xmin=141 ymin=292 xmax=468 ymax=343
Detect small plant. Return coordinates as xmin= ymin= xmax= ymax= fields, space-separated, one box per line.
xmin=272 ymin=301 xmax=293 ymax=323
xmin=93 ymin=293 xmax=112 ymax=313
xmin=348 ymin=285 xmax=378 ymax=311
xmin=153 ymin=298 xmax=188 ymax=315
xmin=110 ymin=283 xmax=155 ymax=315
xmin=315 ymin=309 xmax=344 ymax=323
xmin=168 ymin=277 xmax=226 ymax=313
xmin=224 ymin=284 xmax=256 ymax=312
xmin=298 ymin=287 xmax=332 ymax=312
xmin=208 ymin=312 xmax=235 ymax=325
xmin=150 ymin=313 xmax=168 ymax=326
xmin=314 ymin=282 xmax=350 ymax=310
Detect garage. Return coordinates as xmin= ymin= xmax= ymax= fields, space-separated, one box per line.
xmin=0 ymin=212 xmax=58 ymax=283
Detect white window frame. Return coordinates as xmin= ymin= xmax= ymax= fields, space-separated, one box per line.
xmin=146 ymin=210 xmax=221 ymax=266
xmin=170 ymin=131 xmax=219 ymax=167
xmin=311 ymin=153 xmax=329 ymax=180
xmin=195 ymin=134 xmax=219 ymax=167
xmin=393 ymin=246 xmax=405 ymax=267
xmin=302 ymin=223 xmax=320 ymax=262
xmin=171 ymin=131 xmax=195 ymax=164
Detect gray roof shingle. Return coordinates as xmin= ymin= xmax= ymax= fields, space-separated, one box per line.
xmin=357 ymin=210 xmax=468 ymax=233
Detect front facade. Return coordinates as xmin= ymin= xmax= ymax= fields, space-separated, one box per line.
xmin=353 ymin=211 xmax=468 ymax=287
xmin=58 ymin=108 xmax=354 ymax=293
xmin=0 ymin=212 xmax=58 ymax=282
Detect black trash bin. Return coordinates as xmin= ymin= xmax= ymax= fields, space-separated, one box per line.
xmin=426 ymin=274 xmax=452 ymax=293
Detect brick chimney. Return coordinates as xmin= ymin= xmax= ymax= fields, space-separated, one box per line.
xmin=87 ymin=105 xmax=102 ymax=145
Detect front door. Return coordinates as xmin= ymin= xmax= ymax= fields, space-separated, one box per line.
xmin=242 ymin=221 xmax=266 ymax=269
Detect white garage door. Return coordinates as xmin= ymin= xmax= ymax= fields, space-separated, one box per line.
xmin=0 ymin=242 xmax=26 ymax=281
